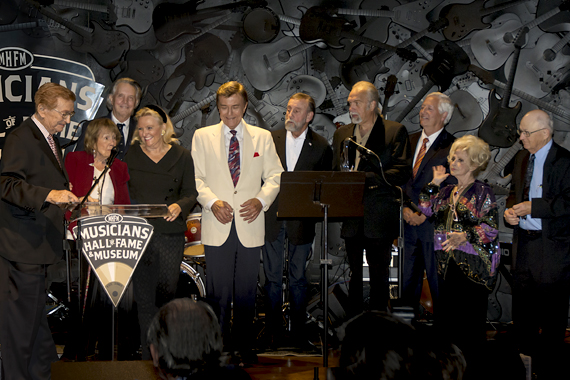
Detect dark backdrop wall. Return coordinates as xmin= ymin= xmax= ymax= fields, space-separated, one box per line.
xmin=0 ymin=0 xmax=569 ymax=285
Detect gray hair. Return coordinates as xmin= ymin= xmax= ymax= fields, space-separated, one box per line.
xmin=352 ymin=81 xmax=383 ymax=114
xmin=426 ymin=92 xmax=454 ymax=124
xmin=106 ymin=78 xmax=142 ymax=110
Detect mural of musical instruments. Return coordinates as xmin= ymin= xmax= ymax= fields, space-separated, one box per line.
xmin=1 ymin=0 xmax=570 ymax=246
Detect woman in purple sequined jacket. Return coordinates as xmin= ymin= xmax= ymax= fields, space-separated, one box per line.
xmin=418 ymin=135 xmax=499 ymax=354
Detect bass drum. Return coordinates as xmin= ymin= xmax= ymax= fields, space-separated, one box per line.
xmin=177 ymin=261 xmax=206 ymax=299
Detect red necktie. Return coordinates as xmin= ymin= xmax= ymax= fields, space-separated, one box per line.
xmin=412 ymin=138 xmax=429 ymax=178
xmin=47 ymin=134 xmax=62 ymax=168
xmin=228 ymin=130 xmax=240 ymax=187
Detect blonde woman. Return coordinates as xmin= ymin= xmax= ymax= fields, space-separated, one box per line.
xmin=124 ymin=105 xmax=197 ymax=359
xmin=418 ymin=135 xmax=499 ymax=355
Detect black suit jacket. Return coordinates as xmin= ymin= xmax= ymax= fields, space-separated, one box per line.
xmin=73 ymin=112 xmax=136 ymax=160
xmin=332 ymin=116 xmax=412 ymax=239
xmin=405 ymin=129 xmax=456 ymax=205
xmin=403 ymin=129 xmax=455 ymax=240
xmin=265 ymin=128 xmax=333 ymax=245
xmin=509 ymin=142 xmax=570 ymax=282
xmin=0 ymin=118 xmax=70 ymax=265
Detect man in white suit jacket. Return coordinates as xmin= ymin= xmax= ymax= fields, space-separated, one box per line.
xmin=192 ymin=81 xmax=283 ymax=363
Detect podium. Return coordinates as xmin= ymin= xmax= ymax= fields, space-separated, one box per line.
xmin=66 ymin=203 xmax=170 ymax=360
xmin=278 ymin=171 xmax=365 ymax=367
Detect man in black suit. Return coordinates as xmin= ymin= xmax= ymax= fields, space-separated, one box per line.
xmin=263 ymin=93 xmax=332 ymax=348
xmin=332 ymin=81 xmax=412 ymax=314
xmin=504 ymin=109 xmax=570 ymax=378
xmin=74 ymin=78 xmax=141 ymax=160
xmin=0 ymin=83 xmax=79 ymax=380
xmin=401 ymin=92 xmax=456 ymax=316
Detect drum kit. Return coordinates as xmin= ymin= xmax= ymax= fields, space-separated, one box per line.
xmin=178 ymin=213 xmax=206 ymax=299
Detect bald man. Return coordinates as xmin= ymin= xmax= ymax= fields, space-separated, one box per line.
xmin=504 ymin=109 xmax=570 ymax=378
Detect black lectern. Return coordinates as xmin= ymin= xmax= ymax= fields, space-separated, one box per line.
xmin=278 ymin=171 xmax=365 ymax=367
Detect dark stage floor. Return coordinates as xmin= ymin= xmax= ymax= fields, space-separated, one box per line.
xmin=48 ymin=318 xmax=570 ymax=380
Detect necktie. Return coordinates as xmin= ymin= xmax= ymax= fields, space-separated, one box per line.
xmin=523 ymin=153 xmax=535 ymax=201
xmin=412 ymin=138 xmax=429 ymax=178
xmin=228 ymin=130 xmax=240 ymax=187
xmin=47 ymin=134 xmax=62 ymax=168
xmin=117 ymin=123 xmax=126 ymax=146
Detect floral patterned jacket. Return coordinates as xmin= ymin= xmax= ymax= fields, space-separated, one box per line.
xmin=419 ymin=180 xmax=500 ymax=290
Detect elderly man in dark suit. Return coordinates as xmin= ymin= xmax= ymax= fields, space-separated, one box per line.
xmin=332 ymin=81 xmax=412 ymax=315
xmin=75 ymin=78 xmax=141 ymax=160
xmin=0 ymin=83 xmax=79 ymax=380
xmin=263 ymin=93 xmax=332 ymax=349
xmin=401 ymin=92 xmax=456 ymax=316
xmin=504 ymin=109 xmax=570 ymax=378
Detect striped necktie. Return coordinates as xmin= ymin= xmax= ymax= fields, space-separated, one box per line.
xmin=412 ymin=138 xmax=429 ymax=178
xmin=228 ymin=130 xmax=240 ymax=187
xmin=47 ymin=134 xmax=62 ymax=168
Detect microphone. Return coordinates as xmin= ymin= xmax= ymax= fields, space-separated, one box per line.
xmin=347 ymin=138 xmax=375 ymax=157
xmin=106 ymin=148 xmax=119 ymax=168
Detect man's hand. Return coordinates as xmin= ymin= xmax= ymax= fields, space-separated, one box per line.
xmin=164 ymin=203 xmax=182 ymax=222
xmin=403 ymin=207 xmax=426 ymax=226
xmin=239 ymin=198 xmax=262 ymax=224
xmin=46 ymin=190 xmax=79 ymax=204
xmin=212 ymin=200 xmax=234 ymax=224
xmin=408 ymin=212 xmax=426 ymax=226
xmin=504 ymin=208 xmax=520 ymax=225
xmin=512 ymin=201 xmax=532 ymax=217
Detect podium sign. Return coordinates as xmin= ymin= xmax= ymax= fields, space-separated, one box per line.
xmin=73 ymin=213 xmax=154 ymax=307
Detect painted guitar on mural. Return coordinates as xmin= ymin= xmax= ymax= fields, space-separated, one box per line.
xmin=478 ymin=28 xmax=528 ymax=148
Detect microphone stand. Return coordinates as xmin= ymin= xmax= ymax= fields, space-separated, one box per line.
xmin=60 ymin=119 xmax=89 ymax=149
xmin=345 ymin=138 xmax=406 ymax=299
xmin=69 ymin=149 xmax=119 ymax=327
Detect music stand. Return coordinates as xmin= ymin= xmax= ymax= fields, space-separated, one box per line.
xmin=278 ymin=171 xmax=365 ymax=367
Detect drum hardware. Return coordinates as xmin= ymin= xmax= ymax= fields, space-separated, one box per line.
xmin=46 ymin=291 xmax=69 ymax=320
xmin=178 ymin=261 xmax=206 ymax=299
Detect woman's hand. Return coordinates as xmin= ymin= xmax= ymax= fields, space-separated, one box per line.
xmin=442 ymin=232 xmax=467 ymax=252
xmin=164 ymin=203 xmax=182 ymax=222
xmin=431 ymin=165 xmax=449 ymax=186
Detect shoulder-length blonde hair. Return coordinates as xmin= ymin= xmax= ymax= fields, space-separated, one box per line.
xmin=132 ymin=106 xmax=178 ymax=145
xmin=448 ymin=135 xmax=491 ymax=176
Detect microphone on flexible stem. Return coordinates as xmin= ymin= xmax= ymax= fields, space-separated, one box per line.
xmin=347 ymin=138 xmax=380 ymax=163
xmin=350 ymin=139 xmax=376 ymax=157
xmin=106 ymin=148 xmax=119 ymax=168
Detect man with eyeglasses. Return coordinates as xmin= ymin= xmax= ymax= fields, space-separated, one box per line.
xmin=504 ymin=109 xmax=570 ymax=379
xmin=0 ymin=82 xmax=79 ymax=380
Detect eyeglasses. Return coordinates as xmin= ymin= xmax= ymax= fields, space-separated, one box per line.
xmin=517 ymin=127 xmax=546 ymax=137
xmin=52 ymin=108 xmax=75 ymax=119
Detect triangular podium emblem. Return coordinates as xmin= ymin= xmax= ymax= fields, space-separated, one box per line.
xmin=73 ymin=214 xmax=154 ymax=307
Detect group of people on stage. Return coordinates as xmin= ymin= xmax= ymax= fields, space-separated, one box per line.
xmin=1 ymin=77 xmax=569 ymax=380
